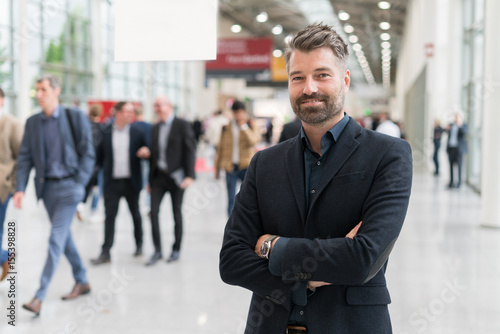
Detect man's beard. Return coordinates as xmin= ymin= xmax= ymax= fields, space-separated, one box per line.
xmin=291 ymin=90 xmax=345 ymax=126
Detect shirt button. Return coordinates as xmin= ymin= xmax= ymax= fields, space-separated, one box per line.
xmin=317 ymin=161 xmax=321 ymax=165
xmin=300 ymin=311 xmax=304 ymax=316
xmin=311 ymin=190 xmax=316 ymax=194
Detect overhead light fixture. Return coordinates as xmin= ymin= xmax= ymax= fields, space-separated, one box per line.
xmin=378 ymin=1 xmax=391 ymax=10
xmin=231 ymin=24 xmax=242 ymax=33
xmin=381 ymin=49 xmax=391 ymax=55
xmin=381 ymin=41 xmax=391 ymax=49
xmin=355 ymin=50 xmax=364 ymax=57
xmin=380 ymin=33 xmax=391 ymax=41
xmin=338 ymin=10 xmax=350 ymax=21
xmin=256 ymin=12 xmax=268 ymax=23
xmin=284 ymin=34 xmax=294 ymax=44
xmin=349 ymin=35 xmax=359 ymax=43
xmin=379 ymin=22 xmax=391 ymax=30
xmin=344 ymin=24 xmax=354 ymax=34
xmin=382 ymin=55 xmax=391 ymax=61
xmin=272 ymin=24 xmax=283 ymax=35
xmin=352 ymin=43 xmax=362 ymax=52
xmin=273 ymin=49 xmax=283 ymax=58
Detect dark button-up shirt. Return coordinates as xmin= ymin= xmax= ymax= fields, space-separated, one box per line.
xmin=42 ymin=106 xmax=73 ymax=178
xmin=269 ymin=113 xmax=349 ymax=326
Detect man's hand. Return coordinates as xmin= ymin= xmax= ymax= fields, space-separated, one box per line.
xmin=345 ymin=221 xmax=362 ymax=239
xmin=136 ymin=146 xmax=150 ymax=159
xmin=254 ymin=234 xmax=280 ymax=257
xmin=180 ymin=177 xmax=194 ymax=189
xmin=13 ymin=191 xmax=24 ymax=209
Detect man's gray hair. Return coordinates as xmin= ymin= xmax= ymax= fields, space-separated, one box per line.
xmin=36 ymin=74 xmax=61 ymax=89
xmin=284 ymin=23 xmax=349 ymax=73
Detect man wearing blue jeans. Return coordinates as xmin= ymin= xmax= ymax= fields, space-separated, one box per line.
xmin=14 ymin=75 xmax=95 ymax=315
xmin=215 ymin=100 xmax=260 ymax=217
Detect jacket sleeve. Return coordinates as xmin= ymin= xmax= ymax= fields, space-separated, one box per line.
xmin=74 ymin=111 xmax=96 ymax=187
xmin=279 ymin=139 xmax=413 ymax=285
xmin=9 ymin=119 xmax=24 ymax=189
xmin=182 ymin=120 xmax=197 ymax=179
xmin=15 ymin=119 xmax=34 ymax=193
xmin=220 ymin=150 xmax=293 ymax=309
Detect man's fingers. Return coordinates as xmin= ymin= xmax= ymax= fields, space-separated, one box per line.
xmin=346 ymin=221 xmax=362 ymax=239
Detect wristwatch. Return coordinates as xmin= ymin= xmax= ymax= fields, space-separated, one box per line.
xmin=260 ymin=235 xmax=279 ymax=259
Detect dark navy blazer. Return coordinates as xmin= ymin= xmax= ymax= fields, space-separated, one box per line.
xmin=220 ymin=118 xmax=413 ymax=334
xmin=16 ymin=106 xmax=95 ymax=199
xmin=97 ymin=122 xmax=148 ymax=194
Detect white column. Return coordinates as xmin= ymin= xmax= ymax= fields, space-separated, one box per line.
xmin=92 ymin=0 xmax=103 ymax=98
xmin=17 ymin=0 xmax=30 ymax=121
xmin=143 ymin=62 xmax=154 ymax=122
xmin=480 ymin=0 xmax=500 ymax=227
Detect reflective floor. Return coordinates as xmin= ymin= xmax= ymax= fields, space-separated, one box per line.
xmin=1 ymin=156 xmax=499 ymax=333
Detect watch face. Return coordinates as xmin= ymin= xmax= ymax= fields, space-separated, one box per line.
xmin=261 ymin=241 xmax=270 ymax=259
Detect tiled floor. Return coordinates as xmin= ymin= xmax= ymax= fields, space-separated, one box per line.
xmin=1 ymin=156 xmax=499 ymax=333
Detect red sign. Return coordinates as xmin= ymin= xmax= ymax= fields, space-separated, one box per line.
xmin=205 ymin=38 xmax=273 ymax=71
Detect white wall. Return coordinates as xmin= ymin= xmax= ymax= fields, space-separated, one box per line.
xmin=395 ymin=0 xmax=464 ymax=171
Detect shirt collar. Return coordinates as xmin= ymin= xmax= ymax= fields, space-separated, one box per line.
xmin=161 ymin=114 xmax=175 ymax=126
xmin=41 ymin=104 xmax=62 ymax=120
xmin=301 ymin=113 xmax=350 ymax=150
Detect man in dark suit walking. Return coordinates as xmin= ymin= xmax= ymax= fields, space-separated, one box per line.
xmin=446 ymin=113 xmax=468 ymax=188
xmin=14 ymin=75 xmax=95 ymax=315
xmin=145 ymin=95 xmax=196 ymax=265
xmin=91 ymin=102 xmax=150 ymax=264
xmin=220 ymin=24 xmax=412 ymax=334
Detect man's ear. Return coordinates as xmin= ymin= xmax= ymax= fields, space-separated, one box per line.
xmin=344 ymin=69 xmax=351 ymax=93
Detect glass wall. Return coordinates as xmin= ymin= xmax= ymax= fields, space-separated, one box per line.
xmin=0 ymin=0 xmax=195 ymax=120
xmin=0 ymin=0 xmax=15 ymax=115
xmin=462 ymin=0 xmax=485 ymax=191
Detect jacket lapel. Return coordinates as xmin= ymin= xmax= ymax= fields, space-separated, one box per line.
xmin=308 ymin=118 xmax=361 ymax=209
xmin=285 ymin=135 xmax=307 ymax=223
xmin=35 ymin=113 xmax=45 ymax=170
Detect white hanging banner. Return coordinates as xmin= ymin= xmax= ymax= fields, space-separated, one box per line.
xmin=114 ymin=0 xmax=217 ymax=61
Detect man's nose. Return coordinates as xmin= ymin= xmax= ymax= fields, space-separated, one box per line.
xmin=303 ymin=77 xmax=318 ymax=95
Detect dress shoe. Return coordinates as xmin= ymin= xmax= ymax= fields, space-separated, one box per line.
xmin=166 ymin=251 xmax=180 ymax=263
xmin=145 ymin=252 xmax=162 ymax=266
xmin=61 ymin=283 xmax=91 ymax=300
xmin=90 ymin=254 xmax=111 ymax=265
xmin=134 ymin=247 xmax=143 ymax=257
xmin=23 ymin=298 xmax=42 ymax=316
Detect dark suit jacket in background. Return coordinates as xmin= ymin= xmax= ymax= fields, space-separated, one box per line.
xmin=16 ymin=106 xmax=95 ymax=199
xmin=446 ymin=123 xmax=468 ymax=154
xmin=279 ymin=118 xmax=302 ymax=143
xmin=220 ymin=118 xmax=413 ymax=334
xmin=149 ymin=117 xmax=196 ymax=185
xmin=97 ymin=123 xmax=148 ymax=194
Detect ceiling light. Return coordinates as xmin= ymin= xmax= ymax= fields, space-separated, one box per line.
xmin=256 ymin=12 xmax=268 ymax=23
xmin=284 ymin=34 xmax=294 ymax=44
xmin=380 ymin=33 xmax=391 ymax=40
xmin=273 ymin=49 xmax=283 ymax=58
xmin=231 ymin=24 xmax=242 ymax=33
xmin=378 ymin=1 xmax=391 ymax=10
xmin=338 ymin=10 xmax=350 ymax=21
xmin=272 ymin=24 xmax=283 ymax=35
xmin=344 ymin=24 xmax=354 ymax=34
xmin=355 ymin=50 xmax=364 ymax=57
xmin=349 ymin=35 xmax=359 ymax=43
xmin=358 ymin=56 xmax=367 ymax=63
xmin=381 ymin=49 xmax=391 ymax=55
xmin=379 ymin=22 xmax=391 ymax=30
xmin=353 ymin=43 xmax=362 ymax=51
xmin=381 ymin=41 xmax=391 ymax=49
xmin=382 ymin=55 xmax=391 ymax=61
